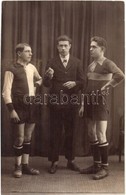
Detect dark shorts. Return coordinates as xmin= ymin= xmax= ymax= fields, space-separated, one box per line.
xmin=84 ymin=95 xmax=109 ymax=121
xmin=12 ymin=96 xmax=37 ymax=124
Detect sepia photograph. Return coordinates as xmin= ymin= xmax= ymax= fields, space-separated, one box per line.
xmin=1 ymin=0 xmax=125 ymax=194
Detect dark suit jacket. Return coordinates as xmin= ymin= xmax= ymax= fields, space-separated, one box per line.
xmin=43 ymin=55 xmax=85 ymax=108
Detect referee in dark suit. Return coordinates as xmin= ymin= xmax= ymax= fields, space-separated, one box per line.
xmin=43 ymin=35 xmax=85 ymax=174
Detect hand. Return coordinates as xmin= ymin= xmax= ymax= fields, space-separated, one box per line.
xmin=79 ymin=106 xmax=84 ymax=117
xmin=10 ymin=110 xmax=20 ymax=123
xmin=101 ymin=84 xmax=110 ymax=95
xmin=45 ymin=67 xmax=54 ymax=79
xmin=101 ymin=85 xmax=109 ymax=91
xmin=63 ymin=81 xmax=76 ymax=89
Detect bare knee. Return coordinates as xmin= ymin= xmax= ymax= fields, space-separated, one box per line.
xmin=87 ymin=120 xmax=97 ymax=142
xmin=24 ymin=135 xmax=32 ymax=143
xmin=88 ymin=131 xmax=97 ymax=142
xmin=97 ymin=132 xmax=107 ymax=143
xmin=14 ymin=136 xmax=24 ymax=146
xmin=96 ymin=121 xmax=107 ymax=143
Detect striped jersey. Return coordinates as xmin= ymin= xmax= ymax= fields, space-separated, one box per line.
xmin=86 ymin=58 xmax=124 ymax=94
xmin=2 ymin=63 xmax=42 ymax=104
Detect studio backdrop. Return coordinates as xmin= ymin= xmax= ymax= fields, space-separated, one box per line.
xmin=1 ymin=1 xmax=124 ymax=156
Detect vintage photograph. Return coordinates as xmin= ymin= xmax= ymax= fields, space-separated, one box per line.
xmin=1 ymin=1 xmax=125 ymax=194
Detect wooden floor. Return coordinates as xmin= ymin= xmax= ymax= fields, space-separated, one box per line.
xmin=1 ymin=155 xmax=124 ymax=194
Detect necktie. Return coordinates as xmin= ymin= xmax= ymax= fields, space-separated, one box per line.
xmin=63 ymin=59 xmax=67 ymax=67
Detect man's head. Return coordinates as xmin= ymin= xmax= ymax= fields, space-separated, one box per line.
xmin=15 ymin=43 xmax=32 ymax=63
xmin=57 ymin=35 xmax=72 ymax=57
xmin=90 ymin=36 xmax=107 ymax=59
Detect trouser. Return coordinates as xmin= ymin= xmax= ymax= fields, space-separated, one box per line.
xmin=48 ymin=107 xmax=76 ymax=162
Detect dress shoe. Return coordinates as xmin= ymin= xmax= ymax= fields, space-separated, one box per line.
xmin=49 ymin=163 xmax=58 ymax=174
xmin=80 ymin=163 xmax=101 ymax=174
xmin=67 ymin=162 xmax=80 ymax=171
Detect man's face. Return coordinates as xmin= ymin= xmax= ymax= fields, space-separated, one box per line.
xmin=57 ymin=41 xmax=71 ymax=57
xmin=90 ymin=41 xmax=103 ymax=59
xmin=18 ymin=46 xmax=32 ymax=63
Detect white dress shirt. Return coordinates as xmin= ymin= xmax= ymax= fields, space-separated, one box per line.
xmin=60 ymin=54 xmax=70 ymax=67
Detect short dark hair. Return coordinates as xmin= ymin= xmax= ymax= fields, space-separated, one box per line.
xmin=15 ymin=43 xmax=31 ymax=54
xmin=91 ymin=36 xmax=107 ymax=49
xmin=57 ymin=35 xmax=72 ymax=44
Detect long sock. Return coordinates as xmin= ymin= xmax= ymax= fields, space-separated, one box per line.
xmin=99 ymin=142 xmax=109 ymax=168
xmin=90 ymin=140 xmax=101 ymax=164
xmin=15 ymin=156 xmax=22 ymax=166
xmin=13 ymin=145 xmax=23 ymax=166
xmin=22 ymin=154 xmax=29 ymax=164
xmin=22 ymin=142 xmax=31 ymax=164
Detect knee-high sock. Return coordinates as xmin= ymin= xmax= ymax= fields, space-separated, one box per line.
xmin=23 ymin=142 xmax=31 ymax=154
xmin=22 ymin=142 xmax=31 ymax=164
xmin=99 ymin=142 xmax=109 ymax=168
xmin=13 ymin=145 xmax=23 ymax=156
xmin=90 ymin=140 xmax=101 ymax=164
xmin=13 ymin=145 xmax=23 ymax=165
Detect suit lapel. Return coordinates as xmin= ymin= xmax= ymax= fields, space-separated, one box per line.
xmin=55 ymin=55 xmax=73 ymax=71
xmin=66 ymin=56 xmax=73 ymax=70
xmin=55 ymin=56 xmax=66 ymax=71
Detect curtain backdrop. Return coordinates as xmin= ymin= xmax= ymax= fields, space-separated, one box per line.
xmin=1 ymin=1 xmax=124 ymax=156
